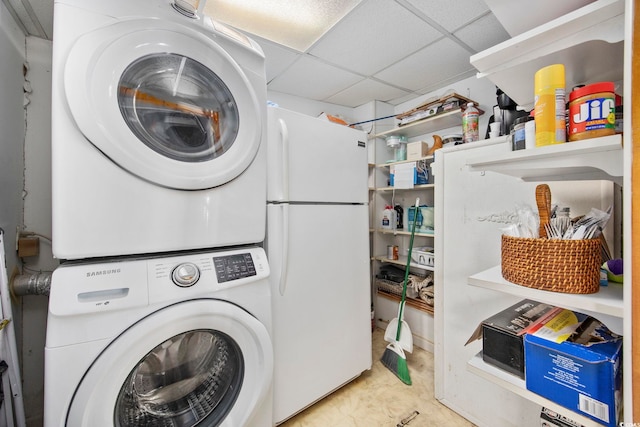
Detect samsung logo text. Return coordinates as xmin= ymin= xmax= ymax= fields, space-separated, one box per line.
xmin=86 ymin=269 xmax=121 ymax=278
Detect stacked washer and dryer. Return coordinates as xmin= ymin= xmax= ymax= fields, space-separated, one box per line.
xmin=44 ymin=0 xmax=274 ymax=426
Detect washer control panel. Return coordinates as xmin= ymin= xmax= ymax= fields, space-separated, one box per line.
xmin=171 ymin=262 xmax=201 ymax=287
xmin=213 ymin=252 xmax=256 ymax=283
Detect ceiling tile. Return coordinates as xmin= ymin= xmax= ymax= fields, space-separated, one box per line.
xmin=204 ymin=0 xmax=362 ymax=51
xmin=267 ymin=55 xmax=363 ymax=101
xmin=374 ymin=37 xmax=474 ymax=92
xmin=404 ymin=0 xmax=489 ymax=32
xmin=309 ymin=0 xmax=441 ymax=76
xmin=252 ymin=36 xmax=301 ymax=82
xmin=453 ymin=13 xmax=510 ymax=53
xmin=484 ymin=0 xmax=596 ymax=37
xmin=325 ymin=78 xmax=411 ymax=107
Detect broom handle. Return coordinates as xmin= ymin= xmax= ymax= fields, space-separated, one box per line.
xmin=396 ymin=198 xmax=420 ymax=341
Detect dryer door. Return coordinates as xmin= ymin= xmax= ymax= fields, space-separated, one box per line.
xmin=66 ymin=300 xmax=273 ymax=426
xmin=64 ymin=20 xmax=263 ymax=190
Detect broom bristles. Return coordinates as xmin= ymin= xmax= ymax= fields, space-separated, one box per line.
xmin=380 ymin=342 xmax=412 ymax=385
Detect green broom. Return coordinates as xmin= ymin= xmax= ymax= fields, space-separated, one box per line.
xmin=380 ymin=198 xmax=420 ymax=385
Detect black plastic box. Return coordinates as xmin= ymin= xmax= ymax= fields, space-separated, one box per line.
xmin=480 ymin=299 xmax=558 ymax=378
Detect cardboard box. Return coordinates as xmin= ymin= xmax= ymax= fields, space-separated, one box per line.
xmin=540 ymin=407 xmax=584 ymax=427
xmin=525 ymin=311 xmax=622 ymax=427
xmin=389 ymin=160 xmax=429 ymax=187
xmin=466 ymin=300 xmax=559 ymax=378
xmin=407 ymin=141 xmax=429 ymax=160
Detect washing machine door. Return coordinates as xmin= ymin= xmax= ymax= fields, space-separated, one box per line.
xmin=66 ymin=299 xmax=272 ymax=426
xmin=64 ymin=19 xmax=263 ymax=190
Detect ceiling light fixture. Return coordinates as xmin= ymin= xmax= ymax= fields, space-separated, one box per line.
xmin=204 ymin=0 xmax=362 ymax=52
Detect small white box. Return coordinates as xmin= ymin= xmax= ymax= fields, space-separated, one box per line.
xmin=407 ymin=141 xmax=429 ymax=160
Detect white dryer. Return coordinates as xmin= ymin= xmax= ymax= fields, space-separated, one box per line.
xmin=44 ymin=247 xmax=272 ymax=427
xmin=51 ymin=0 xmax=267 ymax=260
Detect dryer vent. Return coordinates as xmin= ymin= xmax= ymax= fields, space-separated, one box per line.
xmin=11 ymin=272 xmax=51 ymax=297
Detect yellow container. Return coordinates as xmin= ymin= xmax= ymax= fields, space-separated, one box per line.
xmin=534 ymin=64 xmax=566 ymax=146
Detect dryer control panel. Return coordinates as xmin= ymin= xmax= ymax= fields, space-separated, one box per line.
xmin=213 ymin=253 xmax=256 ymax=283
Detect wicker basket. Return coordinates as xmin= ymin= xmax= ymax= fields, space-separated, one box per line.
xmin=501 ymin=235 xmax=601 ymax=294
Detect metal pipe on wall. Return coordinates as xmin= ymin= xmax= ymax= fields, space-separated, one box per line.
xmin=11 ymin=272 xmax=51 ymax=297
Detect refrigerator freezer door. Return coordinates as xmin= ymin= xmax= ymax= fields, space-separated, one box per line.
xmin=267 ymin=203 xmax=372 ymax=423
xmin=267 ymin=107 xmax=368 ymax=203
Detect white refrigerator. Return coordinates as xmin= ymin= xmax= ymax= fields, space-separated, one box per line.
xmin=265 ymin=107 xmax=372 ymax=424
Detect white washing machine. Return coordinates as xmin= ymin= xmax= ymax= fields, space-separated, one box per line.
xmin=44 ymin=246 xmax=273 ymax=427
xmin=51 ymin=0 xmax=267 ymax=260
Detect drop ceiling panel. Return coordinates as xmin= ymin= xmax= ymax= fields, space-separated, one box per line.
xmin=325 ymin=78 xmax=411 ymax=107
xmin=267 ymin=55 xmax=363 ymax=101
xmin=13 ymin=0 xmax=551 ymax=107
xmin=309 ymin=0 xmax=441 ymax=76
xmin=453 ymin=14 xmax=510 ymax=52
xmin=253 ymin=36 xmax=301 ymax=82
xmin=374 ymin=37 xmax=474 ymax=92
xmin=483 ymin=0 xmax=596 ymax=36
xmin=404 ymin=0 xmax=489 ymax=31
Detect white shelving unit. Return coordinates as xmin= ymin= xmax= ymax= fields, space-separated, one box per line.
xmin=470 ymin=0 xmax=625 ymax=108
xmin=466 ymin=135 xmax=623 ymax=185
xmin=435 ymin=1 xmax=630 ymax=425
xmin=372 ymin=109 xmax=462 ymax=140
xmin=371 ymin=108 xmax=462 ymax=324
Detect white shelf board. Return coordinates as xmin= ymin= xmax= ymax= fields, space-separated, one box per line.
xmin=373 ymin=109 xmax=462 ymax=139
xmin=378 ymin=156 xmax=434 ymax=168
xmin=465 ymin=135 xmax=623 ymax=185
xmin=374 ymin=255 xmax=435 ymax=271
xmin=470 ymin=0 xmax=624 ymax=107
xmin=468 ymin=265 xmax=623 ymax=318
xmin=376 ymin=184 xmax=435 ymax=192
xmin=375 ymin=229 xmax=434 ymax=237
xmin=467 ymin=352 xmax=605 ymax=427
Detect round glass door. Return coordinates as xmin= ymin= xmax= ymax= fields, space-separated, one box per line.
xmin=65 ymin=299 xmax=273 ymax=426
xmin=115 ymin=330 xmax=243 ymax=426
xmin=118 ymin=53 xmax=239 ymax=163
xmin=63 ymin=20 xmax=264 ymax=190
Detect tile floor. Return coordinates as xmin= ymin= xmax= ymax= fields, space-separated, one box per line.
xmin=279 ymin=328 xmax=476 ymax=427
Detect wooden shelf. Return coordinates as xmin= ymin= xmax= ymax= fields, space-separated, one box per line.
xmin=372 ymin=109 xmax=462 ymax=140
xmin=373 ymin=255 xmax=434 ymax=271
xmin=468 ymin=265 xmax=623 ymax=318
xmin=467 ymin=352 xmax=604 ymax=427
xmin=377 ymin=290 xmax=434 ymax=315
xmin=466 ymin=135 xmax=623 ymax=185
xmin=469 ymin=0 xmax=624 ymax=108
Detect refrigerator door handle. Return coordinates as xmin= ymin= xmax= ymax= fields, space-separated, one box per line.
xmin=278 ymin=118 xmax=290 ymax=201
xmin=279 ymin=203 xmax=290 ymax=296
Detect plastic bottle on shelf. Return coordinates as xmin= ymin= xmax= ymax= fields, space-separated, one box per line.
xmin=381 ymin=205 xmax=396 ymax=230
xmin=462 ymin=102 xmax=479 ymax=143
xmin=534 ymin=64 xmax=566 ymax=146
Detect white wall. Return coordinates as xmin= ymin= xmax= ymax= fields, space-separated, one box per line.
xmin=21 ymin=36 xmax=54 ymax=427
xmin=0 ymin=3 xmax=31 ymax=423
xmin=0 ymin=1 xmax=26 ymax=279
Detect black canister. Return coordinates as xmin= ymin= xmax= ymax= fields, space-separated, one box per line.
xmin=511 ymin=116 xmax=532 ymax=151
